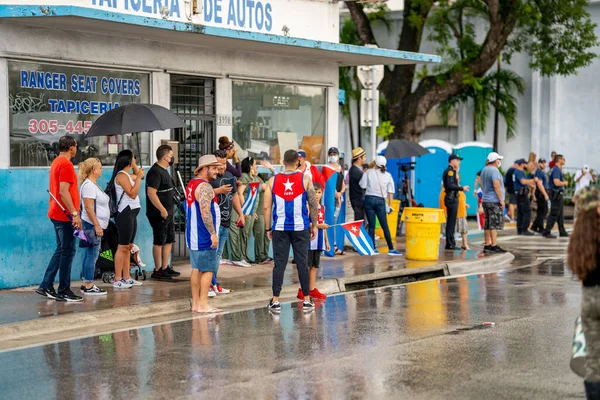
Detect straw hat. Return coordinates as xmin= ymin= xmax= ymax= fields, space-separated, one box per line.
xmin=352 ymin=147 xmax=366 ymax=160
xmin=194 ymin=154 xmax=220 ymax=174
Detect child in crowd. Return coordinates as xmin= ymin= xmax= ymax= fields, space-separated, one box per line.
xmin=456 ymin=173 xmax=470 ymax=250
xmin=297 ymin=183 xmax=329 ymax=300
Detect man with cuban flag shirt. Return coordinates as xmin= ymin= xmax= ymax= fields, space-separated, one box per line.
xmin=263 ymin=150 xmax=320 ymax=312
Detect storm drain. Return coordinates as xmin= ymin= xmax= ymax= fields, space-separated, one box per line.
xmin=343 ymin=269 xmax=446 ymax=291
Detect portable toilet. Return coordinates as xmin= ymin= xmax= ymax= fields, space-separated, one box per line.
xmin=414 ymin=140 xmax=453 ymax=208
xmin=453 ymin=142 xmax=493 ymax=216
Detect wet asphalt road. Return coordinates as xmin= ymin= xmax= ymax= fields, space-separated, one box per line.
xmin=0 ymin=237 xmax=586 ymax=399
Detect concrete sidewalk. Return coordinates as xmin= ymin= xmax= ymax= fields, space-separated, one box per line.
xmin=0 ymin=231 xmax=515 ymax=349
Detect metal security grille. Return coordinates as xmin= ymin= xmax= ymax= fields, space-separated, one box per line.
xmin=170 ymin=75 xmax=216 ymax=260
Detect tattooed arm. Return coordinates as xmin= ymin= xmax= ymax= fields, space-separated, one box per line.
xmin=305 ymin=175 xmax=319 ymax=226
xmin=196 ymin=182 xmax=217 ymax=235
xmin=263 ymin=177 xmax=274 ymax=240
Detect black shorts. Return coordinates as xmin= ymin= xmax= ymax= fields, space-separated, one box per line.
xmin=115 ymin=206 xmax=140 ymax=246
xmin=308 ymin=250 xmax=321 ymax=268
xmin=148 ymin=214 xmax=175 ymax=246
xmin=482 ymin=202 xmax=504 ymax=231
xmin=509 ymin=193 xmax=518 ymax=205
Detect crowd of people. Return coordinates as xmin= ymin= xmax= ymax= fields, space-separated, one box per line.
xmin=35 ymin=135 xmax=402 ymax=306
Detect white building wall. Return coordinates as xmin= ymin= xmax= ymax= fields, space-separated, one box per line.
xmin=340 ymin=3 xmax=600 ymax=168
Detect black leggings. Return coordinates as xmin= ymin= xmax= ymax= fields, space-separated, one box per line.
xmin=115 ymin=206 xmax=140 ymax=246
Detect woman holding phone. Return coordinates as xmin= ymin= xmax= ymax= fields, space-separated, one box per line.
xmin=110 ymin=150 xmax=144 ymax=289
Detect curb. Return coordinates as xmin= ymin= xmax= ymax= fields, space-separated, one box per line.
xmin=0 ymin=252 xmax=513 ymax=349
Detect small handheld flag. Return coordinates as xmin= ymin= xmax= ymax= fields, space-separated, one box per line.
xmin=242 ymin=182 xmax=261 ymax=216
xmin=340 ymin=220 xmax=377 ymax=256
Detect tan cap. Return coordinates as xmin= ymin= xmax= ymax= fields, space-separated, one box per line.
xmin=194 ymin=154 xmax=220 ymax=174
xmin=352 ymin=147 xmax=366 ymax=160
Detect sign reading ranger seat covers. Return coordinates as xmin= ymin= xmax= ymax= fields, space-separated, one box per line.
xmin=2 ymin=1 xmax=338 ymax=42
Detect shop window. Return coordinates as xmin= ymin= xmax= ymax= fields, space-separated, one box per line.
xmin=232 ymin=81 xmax=326 ymax=164
xmin=8 ymin=61 xmax=150 ymax=167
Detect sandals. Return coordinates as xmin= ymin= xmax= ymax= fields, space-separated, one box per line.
xmin=334 ymin=247 xmax=346 ymax=256
xmin=192 ymin=307 xmax=222 ymax=314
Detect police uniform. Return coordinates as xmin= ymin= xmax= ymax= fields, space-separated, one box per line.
xmin=513 ymin=164 xmax=532 ymax=235
xmin=543 ymin=165 xmax=568 ymax=238
xmin=443 ymin=155 xmax=465 ymax=249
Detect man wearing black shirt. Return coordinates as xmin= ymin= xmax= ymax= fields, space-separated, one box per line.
xmin=146 ymin=145 xmax=179 ymax=280
xmin=349 ymin=147 xmax=367 ymax=222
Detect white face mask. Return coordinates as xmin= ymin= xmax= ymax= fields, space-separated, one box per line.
xmin=328 ymin=155 xmax=339 ymax=163
xmin=498 ymin=160 xmax=502 ymax=168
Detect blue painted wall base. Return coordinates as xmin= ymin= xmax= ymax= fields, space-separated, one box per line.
xmin=0 ymin=169 xmax=154 ymax=289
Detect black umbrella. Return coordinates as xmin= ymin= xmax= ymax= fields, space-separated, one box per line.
xmin=86 ymin=103 xmax=185 ymax=166
xmin=384 ymin=139 xmax=430 ymax=159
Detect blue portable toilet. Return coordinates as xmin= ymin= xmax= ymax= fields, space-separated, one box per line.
xmin=414 ymin=140 xmax=453 ymax=208
xmin=453 ymin=141 xmax=493 ymax=216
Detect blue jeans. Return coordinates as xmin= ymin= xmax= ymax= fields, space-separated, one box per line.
xmin=212 ymin=225 xmax=229 ymax=285
xmin=364 ymin=195 xmax=394 ymax=250
xmin=81 ymin=221 xmax=100 ymax=283
xmin=40 ymin=219 xmax=76 ymax=293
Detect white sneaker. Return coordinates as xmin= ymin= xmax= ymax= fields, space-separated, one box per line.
xmin=208 ymin=289 xmax=217 ymax=297
xmin=214 ymin=285 xmax=231 ymax=295
xmin=124 ymin=278 xmax=143 ymax=286
xmin=113 ymin=279 xmax=133 ymax=289
xmin=234 ymin=260 xmax=252 ymax=268
xmin=220 ymin=259 xmax=233 ymax=265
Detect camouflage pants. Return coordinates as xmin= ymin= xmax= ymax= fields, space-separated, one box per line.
xmin=582 ymin=287 xmax=600 ymax=381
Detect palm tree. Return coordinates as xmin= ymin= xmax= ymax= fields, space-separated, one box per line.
xmin=438 ymin=64 xmax=525 ymax=150
xmin=339 ymin=19 xmax=361 ymax=149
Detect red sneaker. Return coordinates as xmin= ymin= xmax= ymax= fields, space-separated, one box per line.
xmin=309 ymin=288 xmax=327 ymax=299
xmin=297 ymin=288 xmax=304 ymax=300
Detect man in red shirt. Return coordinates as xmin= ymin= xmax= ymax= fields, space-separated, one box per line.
xmin=36 ymin=136 xmax=83 ymax=302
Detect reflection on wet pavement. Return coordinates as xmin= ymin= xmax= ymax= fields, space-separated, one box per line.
xmin=0 ymin=259 xmax=584 ymax=399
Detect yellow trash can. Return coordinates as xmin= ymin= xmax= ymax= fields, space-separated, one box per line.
xmin=401 ymin=207 xmax=446 ymax=261
xmin=375 ymin=199 xmax=401 ymax=244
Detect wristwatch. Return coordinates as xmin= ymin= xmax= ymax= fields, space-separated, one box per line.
xmin=71 ymin=211 xmax=78 ymax=217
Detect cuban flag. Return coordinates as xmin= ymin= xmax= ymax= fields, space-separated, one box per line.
xmin=242 ymin=181 xmax=260 ymax=216
xmin=321 ymin=165 xmax=346 ymax=257
xmin=340 ymin=220 xmax=376 ymax=256
xmin=477 ymin=188 xmax=485 ymax=230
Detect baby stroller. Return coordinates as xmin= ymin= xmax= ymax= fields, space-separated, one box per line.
xmin=95 ymin=220 xmax=147 ymax=283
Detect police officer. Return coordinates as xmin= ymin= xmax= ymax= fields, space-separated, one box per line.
xmin=512 ymin=159 xmax=539 ymax=236
xmin=543 ymin=154 xmax=569 ymax=239
xmin=443 ymin=155 xmax=470 ymax=250
xmin=531 ymin=158 xmax=550 ymax=233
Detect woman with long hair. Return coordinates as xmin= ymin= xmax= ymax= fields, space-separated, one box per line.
xmin=229 ymin=157 xmax=262 ymax=266
xmin=218 ymin=136 xmax=242 ymax=177
xmin=109 ymin=150 xmax=145 ymax=288
xmin=78 ymin=158 xmax=109 ymax=296
xmin=359 ymin=156 xmax=402 ymax=255
xmin=568 ymin=186 xmax=600 ymax=398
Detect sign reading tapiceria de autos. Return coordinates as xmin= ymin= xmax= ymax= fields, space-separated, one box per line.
xmin=0 ymin=0 xmax=338 ymax=42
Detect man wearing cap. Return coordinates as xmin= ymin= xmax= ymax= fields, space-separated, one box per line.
xmin=349 ymin=147 xmax=367 ymax=222
xmin=531 ymin=159 xmax=551 ymax=233
xmin=543 ymin=154 xmax=569 ymax=238
xmin=480 ymin=152 xmax=507 ymax=253
xmin=297 ymin=149 xmax=325 ymax=189
xmin=504 ymin=162 xmax=518 ymax=222
xmin=443 ymin=155 xmax=470 ymax=250
xmin=185 ymin=155 xmax=222 ymax=313
xmin=513 ymin=159 xmax=539 ymax=235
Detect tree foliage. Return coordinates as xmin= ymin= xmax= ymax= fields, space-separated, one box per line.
xmin=343 ymin=0 xmax=598 ymax=140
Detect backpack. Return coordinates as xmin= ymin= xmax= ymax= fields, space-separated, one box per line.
xmin=105 ymin=180 xmax=125 ymax=218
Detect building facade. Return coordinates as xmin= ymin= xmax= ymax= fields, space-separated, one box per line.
xmin=0 ymin=1 xmax=438 ymax=288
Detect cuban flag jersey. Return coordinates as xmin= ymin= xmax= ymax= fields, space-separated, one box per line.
xmin=185 ymin=178 xmax=221 ymax=251
xmin=272 ymin=172 xmax=310 ymax=231
xmin=309 ymin=205 xmax=326 ymax=251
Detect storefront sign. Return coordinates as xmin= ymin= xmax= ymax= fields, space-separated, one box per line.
xmin=263 ymin=94 xmax=299 ymax=109
xmin=9 ymin=61 xmax=149 ymax=137
xmin=0 ymin=1 xmax=337 ymax=42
